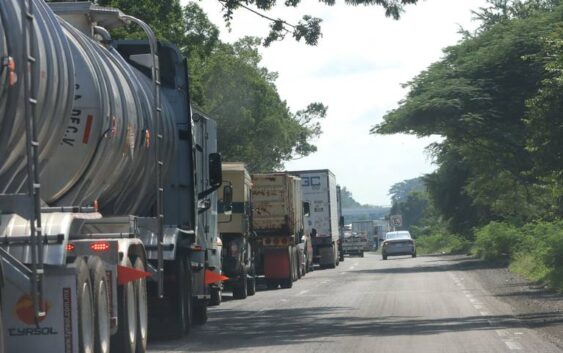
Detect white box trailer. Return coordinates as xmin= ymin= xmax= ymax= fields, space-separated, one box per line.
xmin=289 ymin=170 xmax=340 ymax=268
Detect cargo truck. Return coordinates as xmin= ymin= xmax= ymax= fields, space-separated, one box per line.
xmin=0 ymin=1 xmax=224 ymax=352
xmin=252 ymin=173 xmax=308 ymax=289
xmin=217 ymin=163 xmax=257 ymax=300
xmin=352 ymin=221 xmax=378 ymax=250
xmin=290 ymin=170 xmax=340 ymax=269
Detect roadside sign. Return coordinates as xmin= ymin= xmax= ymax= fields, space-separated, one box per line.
xmin=390 ymin=215 xmax=402 ymax=227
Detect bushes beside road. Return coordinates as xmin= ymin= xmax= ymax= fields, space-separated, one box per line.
xmin=415 ymin=233 xmax=470 ymax=255
xmin=472 ymin=221 xmax=563 ymax=291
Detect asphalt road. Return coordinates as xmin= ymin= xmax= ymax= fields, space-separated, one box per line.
xmin=149 ymin=253 xmax=563 ymax=353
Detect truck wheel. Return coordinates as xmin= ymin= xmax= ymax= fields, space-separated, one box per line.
xmin=382 ymin=255 xmax=388 ymax=260
xmin=133 ymin=258 xmax=148 ymax=353
xmin=164 ymin=255 xmax=192 ymax=338
xmin=280 ymin=279 xmax=293 ymax=289
xmin=233 ymin=271 xmax=248 ymax=299
xmin=87 ymin=256 xmax=110 ymax=353
xmin=111 ymin=258 xmax=136 ymax=353
xmin=0 ymin=303 xmax=4 ymax=353
xmin=75 ymin=257 xmax=95 ymax=353
xmin=360 ymin=252 xmax=365 ymax=258
xmin=192 ymin=301 xmax=208 ymax=325
xmin=412 ymin=251 xmax=417 ymax=258
xmin=209 ymin=287 xmax=222 ymax=306
xmin=247 ymin=275 xmax=256 ymax=296
xmin=339 ymin=252 xmax=345 ymax=262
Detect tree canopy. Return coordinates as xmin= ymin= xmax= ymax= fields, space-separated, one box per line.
xmin=92 ymin=0 xmax=326 ymax=172
xmin=374 ymin=0 xmax=563 ymax=236
xmin=218 ymin=0 xmax=420 ymax=46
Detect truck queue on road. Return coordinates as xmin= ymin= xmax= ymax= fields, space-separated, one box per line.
xmin=0 ymin=1 xmax=353 ymax=352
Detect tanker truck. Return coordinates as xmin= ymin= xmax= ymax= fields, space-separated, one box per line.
xmin=0 ymin=1 xmax=223 ymax=352
xmin=217 ymin=163 xmax=257 ymax=300
xmin=251 ymin=173 xmax=309 ymax=289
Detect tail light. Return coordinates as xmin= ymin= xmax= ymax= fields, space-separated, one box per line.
xmin=66 ymin=243 xmax=75 ymax=252
xmin=281 ymin=237 xmax=288 ymax=245
xmin=264 ymin=238 xmax=271 ymax=245
xmin=90 ymin=241 xmax=110 ymax=252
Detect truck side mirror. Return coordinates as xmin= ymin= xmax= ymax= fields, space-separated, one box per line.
xmin=223 ymin=185 xmax=233 ymax=215
xmin=209 ymin=153 xmax=222 ymax=188
xmin=303 ymin=202 xmax=310 ymax=217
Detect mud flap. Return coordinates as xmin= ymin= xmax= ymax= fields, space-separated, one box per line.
xmin=263 ymin=248 xmax=290 ymax=279
xmin=3 ymin=266 xmax=79 ymax=353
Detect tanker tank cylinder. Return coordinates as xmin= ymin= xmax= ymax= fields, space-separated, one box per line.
xmin=0 ymin=0 xmax=177 ymax=217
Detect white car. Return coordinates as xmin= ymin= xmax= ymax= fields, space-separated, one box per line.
xmin=381 ymin=231 xmax=416 ymax=260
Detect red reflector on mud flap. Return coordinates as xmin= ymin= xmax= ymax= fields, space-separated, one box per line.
xmin=204 ymin=270 xmax=229 ymax=285
xmin=117 ymin=265 xmax=151 ymax=285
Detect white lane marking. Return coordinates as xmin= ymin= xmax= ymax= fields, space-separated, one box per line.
xmin=514 ymin=332 xmax=524 ymax=335
xmin=496 ymin=329 xmax=508 ymax=337
xmin=280 ymin=299 xmax=288 ymax=303
xmin=474 ymin=304 xmax=483 ymax=310
xmin=320 ymin=280 xmax=331 ymax=284
xmin=480 ymin=311 xmax=490 ymax=316
xmin=348 ymin=266 xmax=355 ymax=270
xmin=504 ymin=341 xmax=523 ymax=350
xmin=296 ymin=290 xmax=309 ymax=296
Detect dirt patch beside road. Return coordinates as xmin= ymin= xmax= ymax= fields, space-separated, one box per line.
xmin=445 ymin=254 xmax=563 ymax=348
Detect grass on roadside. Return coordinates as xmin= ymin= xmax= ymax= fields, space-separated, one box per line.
xmin=415 ymin=233 xmax=471 ymax=255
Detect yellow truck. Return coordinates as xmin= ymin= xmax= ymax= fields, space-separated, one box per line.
xmin=218 ymin=163 xmax=257 ymax=300
xmin=252 ymin=173 xmax=309 ymax=289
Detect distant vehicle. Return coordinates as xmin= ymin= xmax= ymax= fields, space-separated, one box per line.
xmin=342 ymin=232 xmax=368 ymax=257
xmin=289 ymin=170 xmax=341 ymax=269
xmin=381 ymin=231 xmax=416 ymax=260
xmin=351 ymin=220 xmax=378 ymax=250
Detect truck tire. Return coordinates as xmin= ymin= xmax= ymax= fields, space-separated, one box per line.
xmin=360 ymin=252 xmax=365 ymax=258
xmin=111 ymin=258 xmax=136 ymax=353
xmin=192 ymin=301 xmax=208 ymax=325
xmin=133 ymin=258 xmax=148 ymax=353
xmin=75 ymin=257 xmax=95 ymax=353
xmin=0 ymin=303 xmax=4 ymax=353
xmin=247 ymin=275 xmax=256 ymax=296
xmin=87 ymin=256 xmax=110 ymax=353
xmin=412 ymin=251 xmax=417 ymax=258
xmin=280 ymin=279 xmax=293 ymax=289
xmin=164 ymin=255 xmax=192 ymax=338
xmin=339 ymin=252 xmax=345 ymax=262
xmin=233 ymin=271 xmax=248 ymax=299
xmin=382 ymin=255 xmax=388 ymax=260
xmin=209 ymin=287 xmax=222 ymax=306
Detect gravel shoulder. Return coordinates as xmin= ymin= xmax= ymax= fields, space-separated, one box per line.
xmin=440 ymin=254 xmax=563 ymax=349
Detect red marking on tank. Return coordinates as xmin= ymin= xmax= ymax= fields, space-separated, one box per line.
xmin=82 ymin=115 xmax=93 ymax=144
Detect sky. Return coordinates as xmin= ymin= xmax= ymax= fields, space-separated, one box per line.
xmin=187 ymin=0 xmax=489 ymax=206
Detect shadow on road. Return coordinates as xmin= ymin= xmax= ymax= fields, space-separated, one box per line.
xmin=351 ymin=257 xmax=504 ymax=275
xmin=149 ymin=305 xmax=563 ymax=352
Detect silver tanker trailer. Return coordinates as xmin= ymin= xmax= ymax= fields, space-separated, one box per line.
xmin=0 ymin=1 xmax=227 ymax=352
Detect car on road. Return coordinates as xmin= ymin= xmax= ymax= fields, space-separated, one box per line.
xmin=381 ymin=231 xmax=416 ymax=260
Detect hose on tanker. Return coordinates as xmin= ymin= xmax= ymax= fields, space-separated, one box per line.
xmin=0 ymin=0 xmax=177 ymax=216
xmin=0 ymin=0 xmax=75 ymax=189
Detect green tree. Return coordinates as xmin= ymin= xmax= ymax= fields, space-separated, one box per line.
xmin=340 ymin=187 xmax=362 ymax=208
xmin=374 ymin=1 xmax=563 ymax=232
xmin=195 ymin=36 xmax=326 ymax=171
xmin=388 ymin=177 xmax=425 ymax=204
xmin=218 ymin=0 xmax=420 ymax=46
